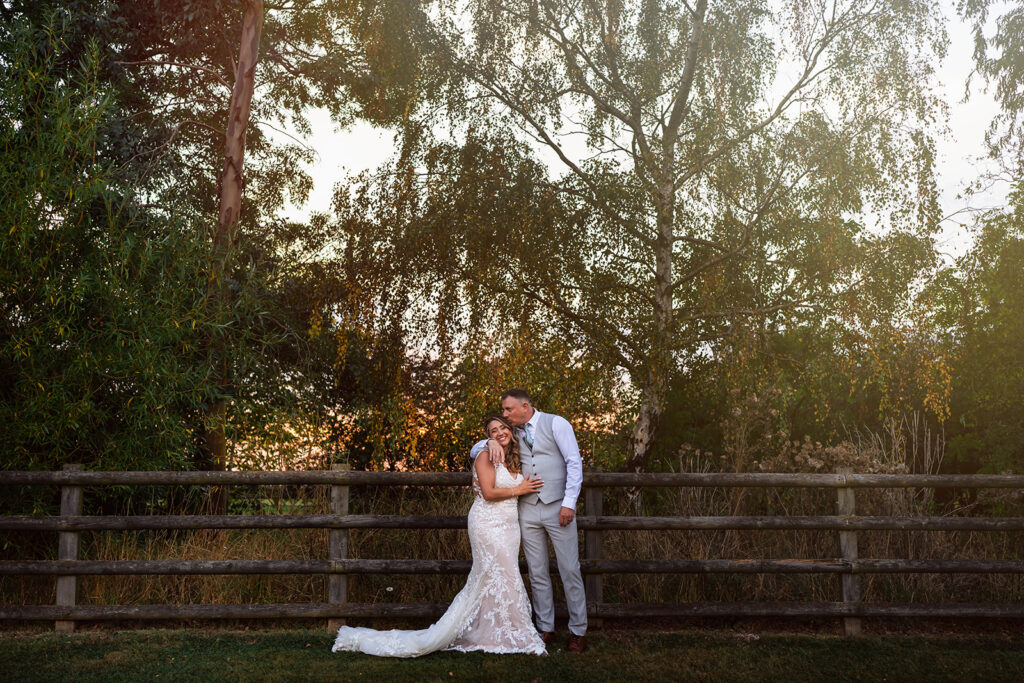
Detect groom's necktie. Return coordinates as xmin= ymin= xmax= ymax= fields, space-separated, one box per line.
xmin=522 ymin=425 xmax=534 ymax=449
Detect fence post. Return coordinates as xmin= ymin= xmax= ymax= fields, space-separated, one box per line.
xmin=836 ymin=467 xmax=861 ymax=636
xmin=584 ymin=471 xmax=603 ymax=627
xmin=327 ymin=463 xmax=350 ymax=632
xmin=55 ymin=463 xmax=83 ymax=633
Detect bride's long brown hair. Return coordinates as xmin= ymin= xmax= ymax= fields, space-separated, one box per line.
xmin=483 ymin=415 xmax=521 ymax=474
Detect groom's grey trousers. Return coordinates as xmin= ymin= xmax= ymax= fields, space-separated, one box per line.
xmin=519 ymin=498 xmax=587 ymax=636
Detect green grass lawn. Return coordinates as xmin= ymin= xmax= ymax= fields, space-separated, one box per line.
xmin=1 ymin=627 xmax=1022 ymax=682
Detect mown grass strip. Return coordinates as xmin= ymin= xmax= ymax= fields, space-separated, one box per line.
xmin=1 ymin=628 xmax=1023 ymax=682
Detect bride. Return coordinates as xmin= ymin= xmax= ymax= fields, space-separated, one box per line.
xmin=332 ymin=416 xmax=547 ymax=657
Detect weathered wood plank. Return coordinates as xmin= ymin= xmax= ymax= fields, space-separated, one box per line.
xmin=0 ymin=603 xmax=450 ymax=620
xmin=0 ymin=471 xmax=471 ymax=486
xmin=0 ymin=559 xmax=472 ymax=575
xmin=0 ymin=514 xmax=466 ymax=530
xmin=590 ymin=602 xmax=1024 ymax=618
xmin=584 ymin=473 xmax=1024 ymax=489
xmin=328 ymin=463 xmax=349 ymax=632
xmin=836 ymin=467 xmax=861 ymax=636
xmin=55 ymin=464 xmax=82 ymax=632
xmin=3 ymin=470 xmax=1024 ymax=489
xmin=5 ymin=601 xmax=1024 ymax=621
xmin=6 ymin=558 xmax=1023 ymax=576
xmin=5 ymin=514 xmax=1024 ymax=532
xmin=584 ymin=481 xmax=604 ymax=627
xmin=580 ymin=559 xmax=1024 ymax=574
xmin=582 ymin=516 xmax=1024 ymax=531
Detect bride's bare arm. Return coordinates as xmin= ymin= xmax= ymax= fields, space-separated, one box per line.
xmin=474 ymin=456 xmax=543 ymax=501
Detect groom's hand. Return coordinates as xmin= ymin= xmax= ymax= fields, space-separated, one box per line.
xmin=486 ymin=439 xmax=505 ymax=465
xmin=558 ymin=507 xmax=575 ymax=526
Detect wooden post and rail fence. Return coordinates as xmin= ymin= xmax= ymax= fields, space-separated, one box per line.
xmin=2 ymin=466 xmax=1024 ymax=636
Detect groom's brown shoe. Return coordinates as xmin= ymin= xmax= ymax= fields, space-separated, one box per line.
xmin=539 ymin=631 xmax=557 ymax=645
xmin=568 ymin=634 xmax=586 ymax=653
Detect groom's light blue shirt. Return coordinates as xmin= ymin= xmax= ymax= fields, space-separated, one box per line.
xmin=470 ymin=410 xmax=583 ymax=510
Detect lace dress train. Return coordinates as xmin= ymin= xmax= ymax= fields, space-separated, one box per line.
xmin=331 ymin=464 xmax=545 ymax=657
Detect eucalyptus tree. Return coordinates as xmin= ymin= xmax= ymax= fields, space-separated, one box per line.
xmin=1 ymin=1 xmax=427 ymax=477
xmin=346 ymin=0 xmax=947 ymax=470
xmin=122 ymin=0 xmax=426 ymax=481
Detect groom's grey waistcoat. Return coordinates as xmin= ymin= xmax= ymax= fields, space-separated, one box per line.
xmin=517 ymin=411 xmax=565 ymax=506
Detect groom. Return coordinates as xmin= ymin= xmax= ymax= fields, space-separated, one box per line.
xmin=470 ymin=388 xmax=588 ymax=653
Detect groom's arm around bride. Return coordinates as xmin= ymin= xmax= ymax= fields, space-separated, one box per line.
xmin=470 ymin=398 xmax=583 ymax=526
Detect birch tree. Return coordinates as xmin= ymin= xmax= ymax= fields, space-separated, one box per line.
xmin=336 ymin=0 xmax=947 ymax=469
xmin=386 ymin=0 xmax=947 ymax=470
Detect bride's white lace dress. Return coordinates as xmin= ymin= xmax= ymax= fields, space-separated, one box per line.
xmin=331 ymin=463 xmax=546 ymax=657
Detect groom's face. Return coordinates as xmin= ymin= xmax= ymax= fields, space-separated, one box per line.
xmin=501 ymin=397 xmax=533 ymax=426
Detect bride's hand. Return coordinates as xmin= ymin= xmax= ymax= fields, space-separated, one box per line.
xmin=516 ymin=475 xmax=544 ymax=496
xmin=486 ymin=439 xmax=505 ymax=465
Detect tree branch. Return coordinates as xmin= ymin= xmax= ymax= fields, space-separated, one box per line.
xmin=664 ymin=0 xmax=708 ymax=141
xmin=114 ymin=60 xmax=231 ymax=89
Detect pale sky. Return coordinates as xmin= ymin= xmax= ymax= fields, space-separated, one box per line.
xmin=276 ymin=3 xmax=1008 ymax=259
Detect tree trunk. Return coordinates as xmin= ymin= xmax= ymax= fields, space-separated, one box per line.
xmin=202 ymin=0 xmax=264 ymax=512
xmin=628 ymin=372 xmax=668 ymax=471
xmin=627 ymin=164 xmax=676 ymax=473
xmin=624 ymin=2 xmax=705 ymax=475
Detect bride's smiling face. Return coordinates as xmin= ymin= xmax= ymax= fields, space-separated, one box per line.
xmin=486 ymin=420 xmax=512 ymax=448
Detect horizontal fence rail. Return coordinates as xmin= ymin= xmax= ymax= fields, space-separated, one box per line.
xmin=4 ymin=602 xmax=1024 ymax=621
xmin=2 ymin=470 xmax=1024 ymax=488
xmin=4 ymin=558 xmax=1024 ymax=576
xmin=2 ymin=467 xmax=1022 ymax=635
xmin=4 ymin=514 xmax=1024 ymax=532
